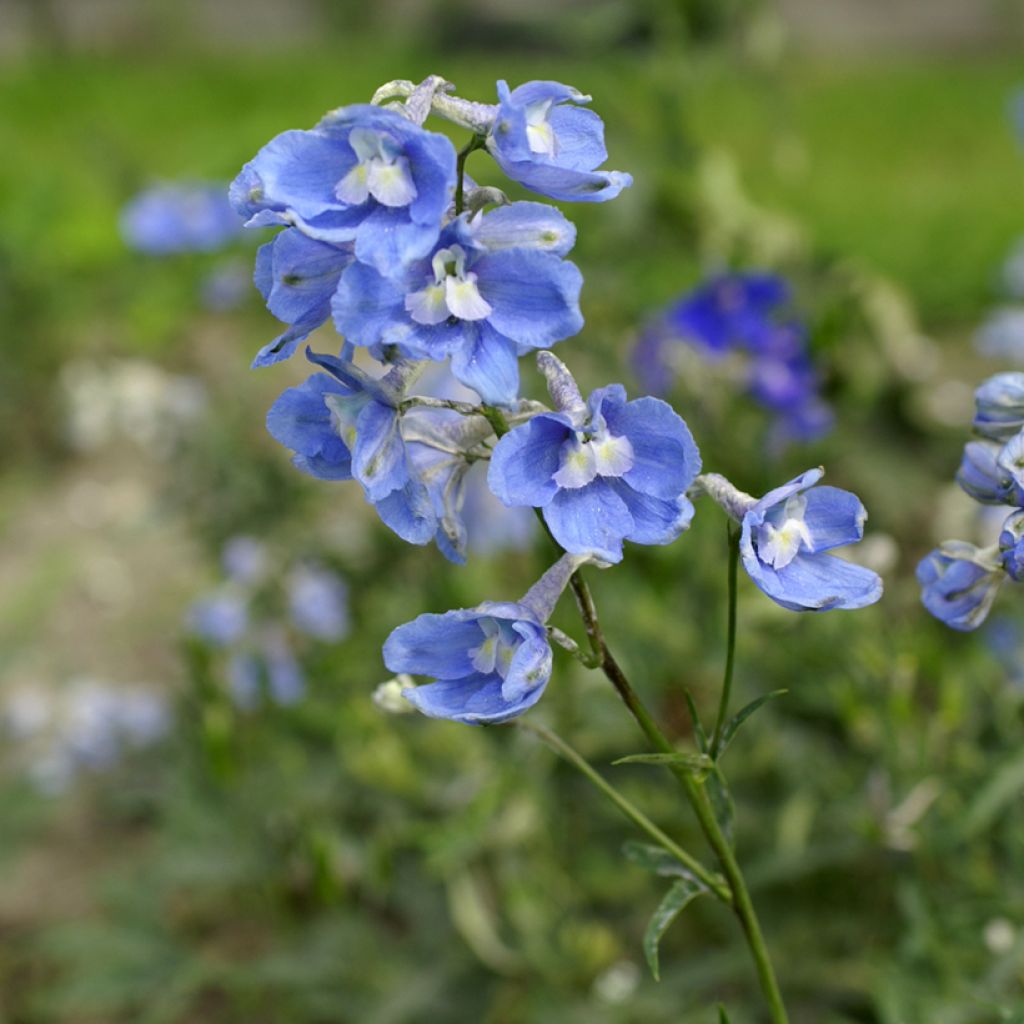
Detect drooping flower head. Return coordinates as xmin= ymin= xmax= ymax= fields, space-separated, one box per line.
xmin=121 ymin=183 xmax=242 ymax=255
xmin=486 ymin=81 xmax=632 ymax=203
xmin=231 ymin=104 xmax=456 ymax=279
xmin=331 ymin=204 xmax=583 ymax=404
xmin=917 ymin=542 xmax=1005 ymax=631
xmin=383 ymin=553 xmax=585 ymax=724
xmin=488 ymin=353 xmax=700 ymax=563
xmin=699 ymin=469 xmax=882 ymax=612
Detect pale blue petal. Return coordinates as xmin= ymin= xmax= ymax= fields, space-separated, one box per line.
xmin=403 ymin=672 xmax=547 ymax=725
xmin=383 ymin=611 xmax=484 ymax=679
xmin=543 ymin=478 xmax=632 ymax=563
xmin=449 ymin=323 xmax=521 ymax=405
xmin=469 ymin=202 xmax=577 ymax=257
xmin=611 ymin=482 xmax=695 ymax=545
xmin=800 ymin=486 xmax=868 ymax=553
xmin=332 ymin=261 xmax=407 ymax=347
xmin=352 ymin=401 xmax=407 ymax=501
xmin=488 ymin=413 xmax=573 ymax=507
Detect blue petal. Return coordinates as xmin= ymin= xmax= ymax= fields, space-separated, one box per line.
xmin=332 ymin=261 xmax=407 ymax=347
xmin=266 ymin=373 xmax=353 ymax=481
xmin=747 ymin=468 xmax=824 ymax=523
xmin=501 ymin=622 xmax=553 ymax=703
xmin=601 ymin=394 xmax=701 ymax=500
xmin=403 ymin=672 xmax=547 ymax=725
xmin=800 ymin=486 xmax=867 ymax=552
xmin=543 ymin=478 xmax=633 ymax=563
xmin=741 ymin=543 xmax=883 ymax=612
xmin=449 ymin=323 xmax=521 ymax=405
xmin=351 ymin=400 xmax=407 ymax=501
xmin=469 ymin=202 xmax=577 ymax=257
xmin=402 ymin=127 xmax=458 ymax=227
xmin=354 ymin=205 xmax=441 ymax=277
xmin=474 ymin=250 xmax=584 ymax=349
xmin=383 ymin=611 xmax=485 ymax=679
xmin=611 ymin=482 xmax=695 ymax=545
xmin=917 ymin=546 xmax=1003 ymax=631
xmin=488 ymin=413 xmax=573 ymax=507
xmin=263 ymin=228 xmax=351 ymax=325
xmin=374 ymin=478 xmax=437 ymax=545
xmin=491 ymin=155 xmax=633 ymax=203
xmin=546 ymin=103 xmax=608 ymax=170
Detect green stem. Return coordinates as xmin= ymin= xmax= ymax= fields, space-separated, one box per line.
xmin=454 ymin=135 xmax=486 ymax=216
xmin=710 ymin=523 xmax=741 ymax=759
xmin=570 ymin=569 xmax=789 ymax=1024
xmin=517 ymin=720 xmax=732 ymax=904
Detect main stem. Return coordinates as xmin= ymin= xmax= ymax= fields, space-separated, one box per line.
xmin=569 ymin=570 xmax=789 ymax=1023
xmin=710 ymin=523 xmax=741 ymax=758
xmin=454 ymin=135 xmax=485 ymax=216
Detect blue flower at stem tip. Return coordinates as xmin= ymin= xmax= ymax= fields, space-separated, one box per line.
xmin=384 ymin=553 xmax=591 ymax=724
xmin=917 ymin=542 xmax=1005 ymax=631
xmin=488 ymin=352 xmax=701 ymax=563
xmin=698 ymin=469 xmax=882 ymax=612
xmin=487 ymin=80 xmax=632 ymax=202
xmin=332 ymin=204 xmax=583 ymax=404
xmin=231 ymin=103 xmax=456 ymax=278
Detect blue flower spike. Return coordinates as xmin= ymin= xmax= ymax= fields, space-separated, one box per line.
xmin=917 ymin=542 xmax=1005 ymax=631
xmin=487 ymin=81 xmax=633 ymax=203
xmin=698 ymin=470 xmax=882 ymax=612
xmin=488 ymin=352 xmax=701 ymax=563
xmin=383 ymin=552 xmax=591 ymax=724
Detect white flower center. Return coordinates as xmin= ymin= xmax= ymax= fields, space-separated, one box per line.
xmin=470 ymin=618 xmax=520 ymax=678
xmin=335 ymin=127 xmax=418 ymax=208
xmin=552 ymin=426 xmax=634 ymax=490
xmin=525 ymin=99 xmax=557 ymax=158
xmin=756 ymin=495 xmax=813 ymax=570
xmin=404 ymin=244 xmax=494 ymax=326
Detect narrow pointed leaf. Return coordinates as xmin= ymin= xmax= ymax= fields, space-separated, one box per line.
xmin=707 ymin=768 xmax=735 ymax=846
xmin=622 ymin=841 xmax=706 ymax=883
xmin=718 ymin=689 xmax=788 ymax=756
xmin=612 ymin=751 xmax=712 ymax=779
xmin=643 ymin=878 xmax=705 ymax=981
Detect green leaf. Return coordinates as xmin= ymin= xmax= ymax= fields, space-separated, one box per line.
xmin=643 ymin=878 xmax=705 ymax=981
xmin=718 ymin=689 xmax=788 ymax=756
xmin=612 ymin=751 xmax=712 ymax=779
xmin=684 ymin=690 xmax=709 ymax=753
xmin=963 ymin=748 xmax=1024 ymax=838
xmin=622 ymin=840 xmax=697 ymax=880
xmin=707 ymin=768 xmax=735 ymax=846
xmin=718 ymin=1005 xmax=732 ymax=1023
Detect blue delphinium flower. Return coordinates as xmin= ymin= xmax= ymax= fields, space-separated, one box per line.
xmin=250 ymin=228 xmax=356 ymax=367
xmin=699 ymin=469 xmax=882 ymax=612
xmin=973 ymin=372 xmax=1024 ymax=441
xmin=332 ymin=205 xmax=583 ymax=404
xmin=187 ymin=590 xmax=249 ymax=646
xmin=383 ymin=553 xmax=584 ymax=724
xmin=488 ymin=353 xmax=700 ymax=563
xmin=956 ymin=439 xmax=1024 ymax=506
xmin=121 ymin=183 xmax=242 ymax=255
xmin=999 ymin=509 xmax=1024 ymax=581
xmin=917 ymin=542 xmax=1005 ymax=631
xmin=288 ymin=563 xmax=350 ymax=641
xmin=231 ymin=104 xmax=456 ymax=278
xmin=486 ymin=81 xmax=632 ymax=203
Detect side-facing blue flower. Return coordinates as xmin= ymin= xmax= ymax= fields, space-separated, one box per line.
xmin=486 ymin=80 xmax=632 ymax=202
xmin=251 ymin=228 xmax=355 ymax=367
xmin=488 ymin=353 xmax=700 ymax=563
xmin=266 ymin=349 xmax=436 ymax=545
xmin=957 ymin=439 xmax=1024 ymax=506
xmin=917 ymin=542 xmax=1004 ymax=631
xmin=231 ymin=104 xmax=456 ymax=277
xmin=333 ymin=206 xmax=583 ymax=404
xmin=383 ymin=553 xmax=585 ymax=724
xmin=121 ymin=183 xmax=242 ymax=255
xmin=700 ymin=469 xmax=881 ymax=612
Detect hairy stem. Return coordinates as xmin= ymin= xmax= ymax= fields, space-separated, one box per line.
xmin=710 ymin=523 xmax=741 ymax=759
xmin=517 ymin=720 xmax=732 ymax=903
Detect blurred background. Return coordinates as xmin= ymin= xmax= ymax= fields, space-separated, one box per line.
xmin=3 ymin=1 xmax=1024 ymax=1021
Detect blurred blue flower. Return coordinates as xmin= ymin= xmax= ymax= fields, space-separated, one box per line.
xmin=383 ymin=553 xmax=582 ymax=724
xmin=488 ymin=354 xmax=700 ymax=563
xmin=917 ymin=542 xmax=1004 ymax=631
xmin=231 ymin=104 xmax=456 ymax=277
xmin=186 ymin=590 xmax=249 ymax=646
xmin=121 ymin=183 xmax=242 ymax=255
xmin=288 ymin=563 xmax=350 ymax=641
xmin=263 ymin=629 xmax=306 ymax=705
xmin=735 ymin=468 xmax=882 ymax=612
xmin=201 ymin=262 xmax=252 ymax=312
xmin=332 ymin=208 xmax=583 ymax=404
xmin=975 ymin=308 xmax=1024 ymax=361
xmin=486 ymin=80 xmax=632 ymax=203
xmin=222 ymin=536 xmax=270 ymax=585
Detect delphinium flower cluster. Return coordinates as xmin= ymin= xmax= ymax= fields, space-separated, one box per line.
xmin=634 ymin=271 xmax=833 ymax=448
xmin=919 ymin=372 xmax=1024 ymax=630
xmin=232 ymin=75 xmax=882 ymax=1018
xmin=187 ymin=536 xmax=349 ymax=709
